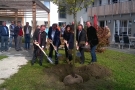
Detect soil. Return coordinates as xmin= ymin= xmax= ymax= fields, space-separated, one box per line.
xmin=44 ymin=63 xmax=112 ymax=90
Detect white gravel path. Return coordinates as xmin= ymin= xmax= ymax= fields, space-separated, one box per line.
xmin=0 ymin=56 xmax=28 ymax=84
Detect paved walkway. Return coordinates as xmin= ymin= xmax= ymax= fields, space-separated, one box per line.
xmin=0 ymin=47 xmax=33 ymax=85
xmin=108 ymin=44 xmax=135 ymax=55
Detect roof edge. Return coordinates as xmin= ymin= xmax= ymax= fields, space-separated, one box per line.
xmin=34 ymin=0 xmax=50 ymax=13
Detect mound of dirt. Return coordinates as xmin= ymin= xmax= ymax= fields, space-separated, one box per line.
xmin=44 ymin=63 xmax=112 ymax=83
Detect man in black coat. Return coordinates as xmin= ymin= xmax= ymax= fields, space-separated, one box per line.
xmin=31 ymin=25 xmax=46 ymax=66
xmin=48 ymin=24 xmax=61 ymax=65
xmin=86 ymin=21 xmax=99 ymax=64
xmin=76 ymin=24 xmax=86 ymax=64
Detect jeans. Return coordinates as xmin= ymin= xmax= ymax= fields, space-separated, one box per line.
xmin=25 ymin=34 xmax=31 ymax=49
xmin=1 ymin=36 xmax=9 ymax=51
xmin=79 ymin=47 xmax=85 ymax=63
xmin=90 ymin=45 xmax=97 ymax=62
xmin=9 ymin=35 xmax=14 ymax=47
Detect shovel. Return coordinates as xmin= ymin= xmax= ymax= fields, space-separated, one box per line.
xmin=34 ymin=43 xmax=54 ymax=64
xmin=65 ymin=41 xmax=81 ymax=57
xmin=49 ymin=42 xmax=62 ymax=57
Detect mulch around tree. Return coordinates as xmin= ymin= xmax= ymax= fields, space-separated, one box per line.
xmin=44 ymin=63 xmax=112 ymax=90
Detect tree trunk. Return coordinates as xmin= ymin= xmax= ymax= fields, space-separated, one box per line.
xmin=71 ymin=13 xmax=77 ymax=77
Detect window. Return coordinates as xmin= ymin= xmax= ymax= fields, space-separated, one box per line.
xmin=92 ymin=2 xmax=94 ymax=7
xmin=59 ymin=6 xmax=66 ymax=18
xmin=58 ymin=22 xmax=66 ymax=27
xmin=99 ymin=21 xmax=105 ymax=27
xmin=85 ymin=7 xmax=87 ymax=12
xmin=108 ymin=0 xmax=111 ymax=4
xmin=99 ymin=0 xmax=102 ymax=6
xmin=128 ymin=21 xmax=132 ymax=36
xmin=113 ymin=0 xmax=118 ymax=3
xmin=44 ymin=1 xmax=50 ymax=9
xmin=114 ymin=20 xmax=132 ymax=36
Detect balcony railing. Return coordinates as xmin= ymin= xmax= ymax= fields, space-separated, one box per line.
xmin=88 ymin=1 xmax=135 ymax=17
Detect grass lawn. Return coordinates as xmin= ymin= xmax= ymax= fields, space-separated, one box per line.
xmin=0 ymin=49 xmax=135 ymax=90
xmin=0 ymin=55 xmax=8 ymax=61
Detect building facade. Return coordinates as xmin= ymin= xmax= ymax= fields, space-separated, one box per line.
xmin=1 ymin=0 xmax=134 ymax=43
xmin=88 ymin=0 xmax=135 ymax=42
xmin=39 ymin=0 xmax=88 ymax=26
xmin=25 ymin=0 xmax=135 ymax=42
xmin=40 ymin=0 xmax=135 ymax=42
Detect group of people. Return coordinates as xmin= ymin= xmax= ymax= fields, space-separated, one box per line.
xmin=0 ymin=20 xmax=98 ymax=66
xmin=31 ymin=21 xmax=99 ymax=66
xmin=0 ymin=21 xmax=32 ymax=52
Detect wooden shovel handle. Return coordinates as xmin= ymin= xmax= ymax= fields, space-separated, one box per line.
xmin=34 ymin=43 xmax=46 ymax=56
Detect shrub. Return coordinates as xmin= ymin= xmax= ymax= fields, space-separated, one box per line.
xmin=96 ymin=26 xmax=111 ymax=53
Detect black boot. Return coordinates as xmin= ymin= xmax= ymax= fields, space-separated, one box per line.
xmin=55 ymin=60 xmax=58 ymax=65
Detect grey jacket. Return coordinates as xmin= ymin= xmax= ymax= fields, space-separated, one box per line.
xmin=9 ymin=24 xmax=16 ymax=35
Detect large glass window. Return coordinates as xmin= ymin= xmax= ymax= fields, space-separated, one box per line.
xmin=58 ymin=22 xmax=66 ymax=27
xmin=113 ymin=0 xmax=118 ymax=3
xmin=114 ymin=20 xmax=132 ymax=36
xmin=99 ymin=0 xmax=102 ymax=6
xmin=92 ymin=2 xmax=94 ymax=7
xmin=99 ymin=21 xmax=107 ymax=27
xmin=128 ymin=20 xmax=132 ymax=36
xmin=59 ymin=6 xmax=66 ymax=18
xmin=108 ymin=0 xmax=111 ymax=4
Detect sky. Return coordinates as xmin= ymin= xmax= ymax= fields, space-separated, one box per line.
xmin=44 ymin=1 xmax=50 ymax=9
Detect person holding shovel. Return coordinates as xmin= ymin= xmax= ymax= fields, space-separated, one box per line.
xmin=48 ymin=24 xmax=61 ymax=65
xmin=31 ymin=25 xmax=46 ymax=66
xmin=63 ymin=25 xmax=74 ymax=64
xmin=76 ymin=24 xmax=87 ymax=64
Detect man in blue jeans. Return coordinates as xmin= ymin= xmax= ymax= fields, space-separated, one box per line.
xmin=0 ymin=21 xmax=9 ymax=52
xmin=24 ymin=22 xmax=32 ymax=50
xmin=86 ymin=21 xmax=99 ymax=64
